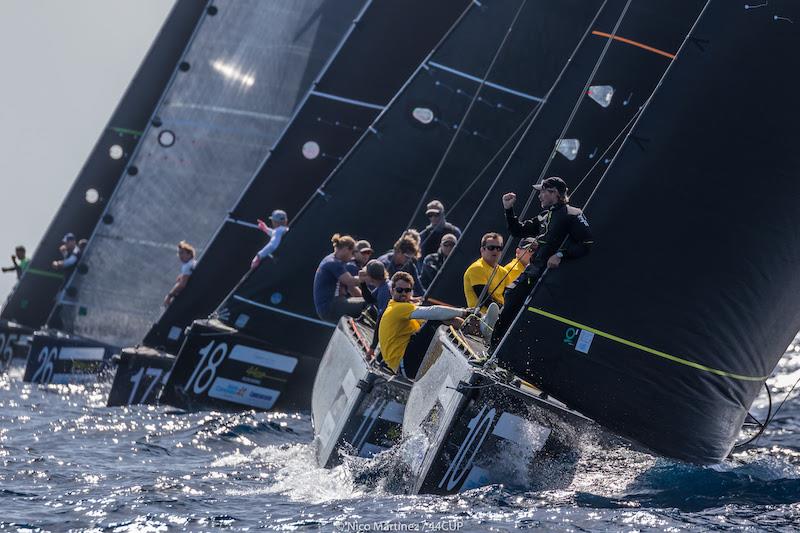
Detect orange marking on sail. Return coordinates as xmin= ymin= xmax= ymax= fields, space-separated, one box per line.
xmin=591 ymin=30 xmax=676 ymax=59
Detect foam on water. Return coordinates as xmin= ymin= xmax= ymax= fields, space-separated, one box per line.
xmin=0 ymin=346 xmax=799 ymax=530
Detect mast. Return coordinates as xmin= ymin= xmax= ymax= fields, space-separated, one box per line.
xmin=0 ymin=0 xmax=207 ymax=329
xmin=424 ymin=0 xmax=706 ymax=307
xmin=49 ymin=0 xmax=364 ymax=347
xmin=496 ymin=0 xmax=800 ymax=463
xmin=215 ymin=0 xmax=607 ymax=358
xmin=142 ymin=0 xmax=471 ymax=353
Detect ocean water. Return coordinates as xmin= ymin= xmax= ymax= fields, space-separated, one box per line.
xmin=1 ymin=346 xmax=800 ymax=532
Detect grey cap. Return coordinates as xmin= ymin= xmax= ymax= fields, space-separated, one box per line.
xmin=517 ymin=237 xmax=537 ymax=249
xmin=440 ymin=233 xmax=458 ymax=245
xmin=425 ymin=200 xmax=444 ymax=216
xmin=269 ymin=209 xmax=288 ymax=222
xmin=62 ymin=232 xmax=76 ymax=243
xmin=355 ymin=240 xmax=373 ymax=253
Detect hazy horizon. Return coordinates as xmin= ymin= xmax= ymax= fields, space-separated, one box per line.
xmin=0 ymin=1 xmax=176 ymax=302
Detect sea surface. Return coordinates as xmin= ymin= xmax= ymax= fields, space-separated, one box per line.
xmin=2 ymin=343 xmax=800 ymax=532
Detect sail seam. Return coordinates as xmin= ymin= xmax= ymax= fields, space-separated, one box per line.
xmin=231 ymin=295 xmax=335 ymax=328
xmin=309 ymin=90 xmax=385 ymax=110
xmin=426 ymin=61 xmax=544 ymax=102
xmin=428 ymin=61 xmax=544 ymax=102
xmin=527 ymin=306 xmax=767 ymax=381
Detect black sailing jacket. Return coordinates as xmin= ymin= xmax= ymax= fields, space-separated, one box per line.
xmin=505 ymin=203 xmax=593 ymax=267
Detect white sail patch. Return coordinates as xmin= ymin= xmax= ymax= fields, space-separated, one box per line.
xmin=555 ymin=139 xmax=580 ymax=160
xmin=302 ymin=141 xmax=320 ymax=159
xmin=575 ymin=329 xmax=595 ymax=354
xmin=412 ymin=107 xmax=435 ymax=124
xmin=587 ymin=85 xmax=615 ymax=107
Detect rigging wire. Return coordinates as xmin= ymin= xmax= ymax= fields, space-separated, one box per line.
xmin=489 ymin=0 xmax=712 ymax=363
xmin=470 ymin=0 xmax=634 ymax=315
xmin=421 ymin=0 xmax=613 ymax=302
xmin=406 ymin=0 xmax=530 ymax=230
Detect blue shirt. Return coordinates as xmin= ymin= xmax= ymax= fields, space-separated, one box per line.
xmin=373 ymin=280 xmax=390 ymax=315
xmin=313 ymin=253 xmax=347 ymax=318
xmin=377 ymin=252 xmax=425 ymax=296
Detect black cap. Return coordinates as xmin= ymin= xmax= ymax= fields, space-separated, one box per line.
xmin=533 ymin=176 xmax=568 ymax=195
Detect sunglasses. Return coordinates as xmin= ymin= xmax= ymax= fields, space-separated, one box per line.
xmin=482 ymin=245 xmax=503 ymax=252
xmin=427 ymin=213 xmax=441 ymax=218
xmin=394 ymin=286 xmax=413 ymax=294
xmin=441 ymin=242 xmax=455 ymax=247
xmin=357 ymin=250 xmax=373 ymax=255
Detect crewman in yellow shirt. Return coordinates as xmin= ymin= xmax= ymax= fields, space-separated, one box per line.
xmin=378 ymin=271 xmax=473 ymax=379
xmin=463 ymin=232 xmax=511 ymax=312
xmin=503 ymin=237 xmax=538 ymax=284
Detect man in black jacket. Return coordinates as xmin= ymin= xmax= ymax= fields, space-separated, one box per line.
xmin=489 ymin=176 xmax=593 ymax=349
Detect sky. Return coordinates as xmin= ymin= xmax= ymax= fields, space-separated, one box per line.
xmin=0 ymin=1 xmax=175 ymax=301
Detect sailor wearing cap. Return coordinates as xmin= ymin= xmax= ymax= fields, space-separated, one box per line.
xmin=52 ymin=232 xmax=81 ymax=271
xmin=251 ymin=209 xmax=290 ymax=269
xmin=504 ymin=237 xmax=538 ymax=285
xmin=490 ymin=177 xmax=593 ymax=349
xmin=419 ymin=200 xmax=462 ymax=257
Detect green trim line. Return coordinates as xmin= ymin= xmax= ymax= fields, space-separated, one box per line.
xmin=527 ymin=306 xmax=767 ymax=382
xmin=110 ymin=127 xmax=143 ymax=136
xmin=26 ymin=268 xmax=64 ymax=281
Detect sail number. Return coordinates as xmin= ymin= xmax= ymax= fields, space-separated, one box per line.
xmin=128 ymin=366 xmax=170 ymax=405
xmin=31 ymin=346 xmax=58 ymax=384
xmin=0 ymin=333 xmax=18 ymax=367
xmin=184 ymin=340 xmax=229 ymax=394
xmin=438 ymin=406 xmax=496 ymax=491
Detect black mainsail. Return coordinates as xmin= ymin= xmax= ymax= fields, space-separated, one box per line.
xmin=215 ymin=0 xmax=606 ymax=357
xmin=48 ymin=0 xmax=363 ymax=348
xmin=142 ymin=0 xmax=470 ymax=354
xmin=0 ymin=0 xmax=207 ymax=329
xmin=424 ymin=0 xmax=706 ymax=307
xmin=495 ymin=0 xmax=800 ymax=464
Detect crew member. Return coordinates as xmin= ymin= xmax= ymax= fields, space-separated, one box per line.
xmin=463 ymin=232 xmax=510 ymax=312
xmin=421 ymin=233 xmax=457 ymax=287
xmin=378 ymin=272 xmax=473 ymax=378
xmin=164 ymin=240 xmax=196 ymax=306
xmin=490 ymin=177 xmax=592 ymax=349
xmin=250 ymin=209 xmax=289 ymax=269
xmin=52 ymin=233 xmax=81 ymax=271
xmin=313 ymin=234 xmax=365 ymax=321
xmin=358 ymin=259 xmax=391 ymax=316
xmin=377 ymin=235 xmax=425 ymax=296
xmin=419 ymin=200 xmax=462 ymax=257
xmin=504 ymin=237 xmax=538 ymax=284
xmin=2 ymin=245 xmax=29 ymax=279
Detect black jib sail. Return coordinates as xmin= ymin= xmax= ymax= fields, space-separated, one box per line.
xmin=495 ymin=0 xmax=800 ymax=464
xmin=0 ymin=1 xmax=207 ymax=329
xmin=424 ymin=0 xmax=706 ymax=307
xmin=142 ymin=0 xmax=470 ymax=354
xmin=48 ymin=0 xmax=363 ymax=348
xmin=216 ymin=0 xmax=606 ymax=357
